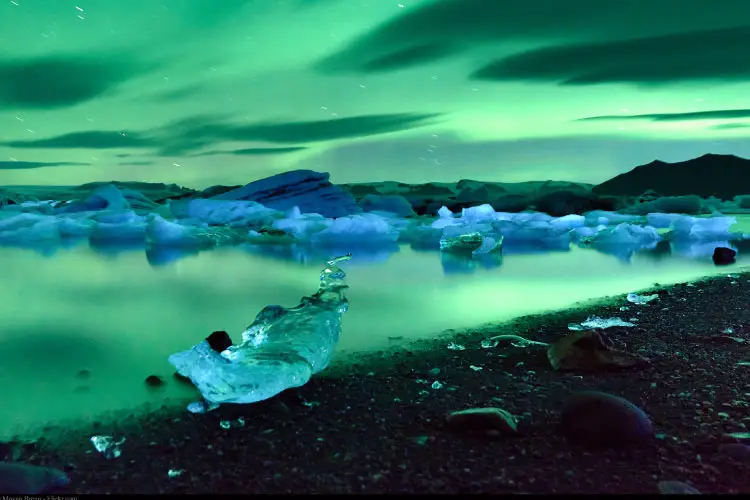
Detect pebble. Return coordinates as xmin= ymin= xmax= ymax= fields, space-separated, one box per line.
xmin=446 ymin=407 xmax=518 ymax=435
xmin=657 ymin=480 xmax=701 ymax=494
xmin=145 ymin=375 xmax=166 ymax=387
xmin=0 ymin=462 xmax=70 ymax=494
xmin=561 ymin=391 xmax=654 ymax=448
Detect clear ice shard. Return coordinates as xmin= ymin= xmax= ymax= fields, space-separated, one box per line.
xmin=168 ymin=254 xmax=351 ymax=409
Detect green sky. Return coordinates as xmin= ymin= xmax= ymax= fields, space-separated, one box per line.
xmin=1 ymin=0 xmax=750 ymax=189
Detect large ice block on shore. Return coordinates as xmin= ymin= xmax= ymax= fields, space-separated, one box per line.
xmin=168 ymin=254 xmax=351 ymax=408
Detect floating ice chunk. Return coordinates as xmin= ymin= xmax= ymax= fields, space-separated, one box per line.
xmin=568 ymin=316 xmax=636 ymax=330
xmin=401 ymin=224 xmax=444 ymax=249
xmin=272 ymin=206 xmax=332 ymax=239
xmin=0 ymin=214 xmax=60 ymax=243
xmin=90 ymin=216 xmax=147 ymax=244
xmin=437 ymin=206 xmax=453 ymax=219
xmin=549 ymin=214 xmax=586 ymax=229
xmin=627 ymin=292 xmax=659 ymax=304
xmin=308 ymin=213 xmax=399 ymax=245
xmin=440 ymin=231 xmax=484 ymax=252
xmin=570 ymin=225 xmax=607 ymax=243
xmin=58 ymin=216 xmax=95 ymax=238
xmin=447 ymin=342 xmax=465 ymax=351
xmin=646 ymin=213 xmax=684 ymax=229
xmin=171 ymin=199 xmax=282 ymax=228
xmin=146 ymin=215 xmax=245 ymax=247
xmin=460 ymin=204 xmax=497 ymax=223
xmin=585 ymin=211 xmax=643 ymax=226
xmin=669 ymin=215 xmax=738 ymax=241
xmin=57 ymin=184 xmax=131 ymax=213
xmin=491 ymin=219 xmax=570 ymax=245
xmin=589 ymin=223 xmax=660 ymax=246
xmin=169 ymin=255 xmax=351 ymax=408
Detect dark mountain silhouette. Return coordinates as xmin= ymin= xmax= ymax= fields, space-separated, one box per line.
xmin=592 ymin=153 xmax=750 ymax=200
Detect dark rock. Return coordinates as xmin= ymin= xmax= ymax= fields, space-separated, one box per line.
xmin=657 ymin=480 xmax=701 ymax=494
xmin=212 ymin=170 xmax=360 ymax=218
xmin=145 ymin=375 xmax=165 ymax=387
xmin=76 ymin=369 xmax=92 ymax=379
xmin=561 ymin=391 xmax=654 ymax=448
xmin=713 ymin=246 xmax=736 ymax=265
xmin=446 ymin=407 xmax=518 ymax=435
xmin=0 ymin=462 xmax=70 ymax=494
xmin=548 ymin=330 xmax=650 ymax=371
xmin=206 ymin=330 xmax=233 ymax=353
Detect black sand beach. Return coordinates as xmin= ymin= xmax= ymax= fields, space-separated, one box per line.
xmin=11 ymin=271 xmax=750 ymax=494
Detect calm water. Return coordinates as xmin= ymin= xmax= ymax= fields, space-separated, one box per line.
xmin=2 ymin=219 xmax=750 ymax=438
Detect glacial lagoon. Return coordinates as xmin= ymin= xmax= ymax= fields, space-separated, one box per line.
xmin=2 ymin=217 xmax=750 ymax=439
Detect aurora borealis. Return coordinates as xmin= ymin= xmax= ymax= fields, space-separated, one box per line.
xmin=1 ymin=0 xmax=750 ymax=188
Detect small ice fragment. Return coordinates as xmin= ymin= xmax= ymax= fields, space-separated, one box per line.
xmin=469 ymin=365 xmax=483 ymax=371
xmin=414 ymin=435 xmax=429 ymax=446
xmin=568 ymin=316 xmax=636 ymax=330
xmin=220 ymin=420 xmax=231 ymax=429
xmin=428 ymin=367 xmax=441 ymax=375
xmin=447 ymin=342 xmax=465 ymax=351
xmin=722 ymin=327 xmax=735 ymax=334
xmin=236 ymin=417 xmax=246 ymax=427
xmin=728 ymin=274 xmax=738 ymax=278
xmin=480 ymin=339 xmax=499 ymax=348
xmin=187 ymin=400 xmax=220 ymax=414
xmin=620 ymin=306 xmax=629 ymax=311
xmin=627 ymin=292 xmax=659 ymax=305
xmin=168 ymin=469 xmax=184 ymax=478
xmin=431 ymin=380 xmax=443 ymax=389
xmin=90 ymin=435 xmax=125 ymax=459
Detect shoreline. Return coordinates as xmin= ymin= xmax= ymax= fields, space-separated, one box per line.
xmin=12 ymin=270 xmax=750 ymax=493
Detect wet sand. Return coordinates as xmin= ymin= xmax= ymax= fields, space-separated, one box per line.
xmin=10 ymin=271 xmax=750 ymax=494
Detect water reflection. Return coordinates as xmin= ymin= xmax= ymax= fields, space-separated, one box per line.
xmin=1 ymin=236 xmax=749 ymax=439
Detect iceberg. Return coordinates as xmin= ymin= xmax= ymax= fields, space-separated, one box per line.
xmin=168 ymin=254 xmax=351 ymax=409
xmin=145 ymin=215 xmax=247 ymax=248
